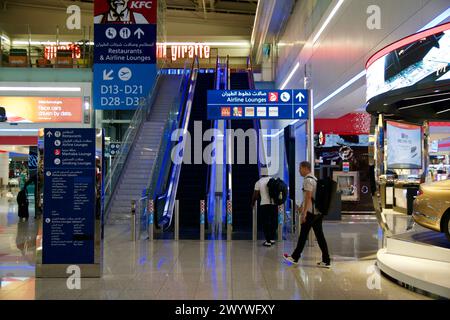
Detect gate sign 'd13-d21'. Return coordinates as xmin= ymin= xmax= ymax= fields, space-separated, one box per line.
xmin=207 ymin=90 xmax=309 ymax=120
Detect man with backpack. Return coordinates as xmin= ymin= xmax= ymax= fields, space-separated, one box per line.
xmin=283 ymin=161 xmax=331 ymax=268
xmin=252 ymin=167 xmax=278 ymax=247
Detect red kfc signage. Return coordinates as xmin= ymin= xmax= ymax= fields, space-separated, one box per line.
xmin=94 ymin=0 xmax=157 ymax=24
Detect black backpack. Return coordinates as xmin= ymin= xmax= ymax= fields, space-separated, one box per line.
xmin=305 ymin=176 xmax=336 ymax=215
xmin=267 ymin=178 xmax=288 ymax=206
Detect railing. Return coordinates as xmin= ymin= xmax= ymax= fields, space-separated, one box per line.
xmin=144 ymin=59 xmax=192 ymax=224
xmin=128 ymin=60 xmax=191 ymax=238
xmin=158 ymin=56 xmax=201 ymax=229
xmin=205 ymin=56 xmax=228 ymax=235
xmin=104 ymin=66 xmax=165 ymax=220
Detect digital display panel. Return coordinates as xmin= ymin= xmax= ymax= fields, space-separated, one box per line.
xmin=366 ymin=24 xmax=450 ymax=101
xmin=386 ymin=121 xmax=422 ymax=169
xmin=0 ymin=96 xmax=83 ymax=123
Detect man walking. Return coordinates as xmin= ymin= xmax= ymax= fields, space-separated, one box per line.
xmin=283 ymin=161 xmax=331 ymax=268
xmin=252 ymin=167 xmax=277 ymax=247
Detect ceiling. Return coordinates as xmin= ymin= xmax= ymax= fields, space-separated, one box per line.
xmin=0 ymin=0 xmax=256 ymax=40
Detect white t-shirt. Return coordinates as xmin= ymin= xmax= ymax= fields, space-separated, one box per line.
xmin=302 ymin=173 xmax=318 ymax=214
xmin=254 ymin=176 xmax=274 ymax=206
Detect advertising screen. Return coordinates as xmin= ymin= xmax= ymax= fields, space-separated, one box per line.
xmin=0 ymin=96 xmax=83 ymax=123
xmin=386 ymin=121 xmax=422 ymax=169
xmin=366 ymin=24 xmax=450 ymax=101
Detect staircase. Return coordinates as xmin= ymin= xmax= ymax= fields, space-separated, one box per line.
xmin=108 ymin=74 xmax=181 ymax=223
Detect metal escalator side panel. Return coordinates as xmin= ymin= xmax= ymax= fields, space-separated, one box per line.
xmin=159 ymin=60 xmax=202 ymax=230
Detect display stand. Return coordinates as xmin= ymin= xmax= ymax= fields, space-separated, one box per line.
xmin=377 ymin=228 xmax=450 ymax=298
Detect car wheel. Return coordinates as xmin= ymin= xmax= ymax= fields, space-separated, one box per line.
xmin=443 ymin=213 xmax=450 ymax=242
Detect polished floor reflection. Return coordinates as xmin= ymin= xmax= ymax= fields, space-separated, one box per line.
xmin=0 ymin=198 xmax=429 ymax=300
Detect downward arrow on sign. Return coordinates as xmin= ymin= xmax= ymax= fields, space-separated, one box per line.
xmin=103 ymin=70 xmax=114 ymax=81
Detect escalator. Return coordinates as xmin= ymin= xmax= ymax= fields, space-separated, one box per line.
xmin=229 ymin=71 xmax=260 ymax=238
xmin=175 ymin=72 xmax=215 ymax=239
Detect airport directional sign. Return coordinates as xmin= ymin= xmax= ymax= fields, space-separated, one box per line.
xmin=207 ymin=89 xmax=309 ymax=120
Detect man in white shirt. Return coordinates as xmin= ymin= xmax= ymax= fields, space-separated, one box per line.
xmin=283 ymin=161 xmax=331 ymax=268
xmin=252 ymin=167 xmax=277 ymax=247
xmin=94 ymin=0 xmax=149 ymax=24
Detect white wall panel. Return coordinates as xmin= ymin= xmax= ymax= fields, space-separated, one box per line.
xmin=275 ymin=0 xmax=450 ymax=119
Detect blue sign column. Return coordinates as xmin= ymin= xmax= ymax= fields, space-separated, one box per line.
xmin=93 ymin=0 xmax=157 ymax=110
xmin=207 ymin=89 xmax=309 ymax=120
xmin=43 ymin=129 xmax=96 ymax=264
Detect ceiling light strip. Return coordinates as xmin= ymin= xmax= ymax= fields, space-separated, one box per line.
xmin=404 ymin=91 xmax=450 ymax=100
xmin=312 ymin=0 xmax=345 ymax=43
xmin=280 ymin=62 xmax=300 ymax=90
xmin=398 ymin=97 xmax=450 ymax=110
xmin=436 ymin=108 xmax=450 ymax=114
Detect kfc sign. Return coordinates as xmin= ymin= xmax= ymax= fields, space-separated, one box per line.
xmin=94 ymin=0 xmax=157 ymax=24
xmin=130 ymin=1 xmax=153 ymax=9
xmin=157 ymin=43 xmax=211 ymax=62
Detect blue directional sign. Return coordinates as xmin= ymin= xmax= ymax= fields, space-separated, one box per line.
xmin=43 ymin=128 xmax=96 ymax=264
xmin=93 ymin=63 xmax=156 ymax=110
xmin=93 ymin=1 xmax=157 ymax=111
xmin=207 ymin=89 xmax=309 ymax=120
xmin=94 ymin=24 xmax=157 ymax=64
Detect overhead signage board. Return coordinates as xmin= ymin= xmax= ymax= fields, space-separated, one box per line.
xmin=207 ymin=89 xmax=309 ymax=120
xmin=43 ymin=128 xmax=96 ymax=264
xmin=93 ymin=0 xmax=157 ymax=111
xmin=94 ymin=24 xmax=156 ymax=64
xmin=93 ymin=64 xmax=156 ymax=110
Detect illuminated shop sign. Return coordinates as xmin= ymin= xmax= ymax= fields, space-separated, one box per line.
xmin=0 ymin=96 xmax=83 ymax=123
xmin=366 ymin=22 xmax=450 ymax=102
xmin=44 ymin=44 xmax=81 ymax=60
xmin=157 ymin=43 xmax=210 ymax=61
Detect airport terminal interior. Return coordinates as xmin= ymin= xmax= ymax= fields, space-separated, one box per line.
xmin=0 ymin=0 xmax=449 ymax=301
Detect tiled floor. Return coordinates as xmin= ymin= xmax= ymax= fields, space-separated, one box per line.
xmin=0 ymin=198 xmax=430 ymax=300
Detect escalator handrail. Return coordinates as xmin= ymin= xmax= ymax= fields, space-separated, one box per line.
xmin=205 ymin=56 xmax=228 ymax=224
xmin=206 ymin=56 xmax=221 ymax=192
xmin=159 ymin=56 xmax=201 ymax=229
xmin=225 ymin=55 xmax=233 ymax=205
xmin=247 ymin=55 xmax=266 ymax=177
xmin=145 ymin=59 xmax=193 ymax=203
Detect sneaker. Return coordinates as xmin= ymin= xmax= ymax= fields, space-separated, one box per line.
xmin=270 ymin=240 xmax=276 ymax=244
xmin=283 ymin=253 xmax=298 ymax=265
xmin=317 ymin=261 xmax=331 ymax=269
xmin=262 ymin=241 xmax=272 ymax=247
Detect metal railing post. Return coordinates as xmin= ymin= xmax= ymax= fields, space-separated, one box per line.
xmin=252 ymin=205 xmax=257 ymax=242
xmin=175 ymin=199 xmax=179 ymax=241
xmin=226 ymin=199 xmax=232 ymax=241
xmin=278 ymin=204 xmax=284 ymax=242
xmin=131 ymin=200 xmax=136 ymax=241
xmin=290 ymin=199 xmax=294 ymax=235
xmin=295 ymin=204 xmax=300 ymax=241
xmin=200 ymin=200 xmax=205 ymax=241
xmin=148 ymin=199 xmax=154 ymax=241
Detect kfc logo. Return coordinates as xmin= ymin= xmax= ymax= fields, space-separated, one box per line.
xmin=94 ymin=0 xmax=156 ymax=24
xmin=268 ymin=92 xmax=279 ymax=102
xmin=130 ymin=1 xmax=153 ymax=9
